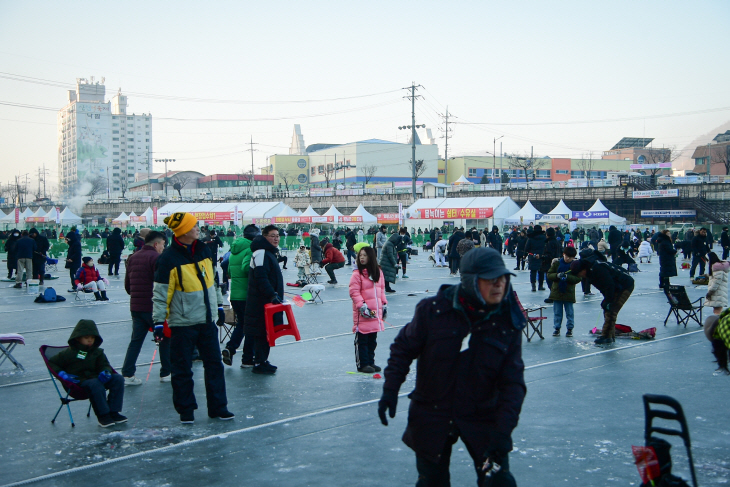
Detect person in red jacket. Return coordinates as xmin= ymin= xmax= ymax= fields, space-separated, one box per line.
xmin=75 ymin=257 xmax=109 ymax=301
xmin=321 ymin=241 xmax=346 ymax=284
xmin=121 ymin=231 xmax=171 ymax=385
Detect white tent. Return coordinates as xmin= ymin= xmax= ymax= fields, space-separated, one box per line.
xmin=274 ymin=206 xmax=299 ymax=218
xmin=322 ymin=205 xmax=344 ymax=223
xmin=140 ymin=207 xmax=154 ymax=224
xmin=156 ymin=202 xmax=287 ymax=224
xmin=128 ymin=211 xmax=137 ymax=217
xmin=405 ymin=196 xmax=520 ymax=228
xmin=577 ymin=199 xmax=627 ymax=225
xmin=59 ymin=207 xmax=82 ymax=225
xmin=349 ymin=204 xmax=377 ymax=225
xmin=300 ymin=205 xmax=320 ymax=217
xmin=0 ymin=209 xmax=6 ymax=219
xmin=297 ymin=210 xmax=303 ymax=215
xmin=113 ymin=212 xmax=130 ymax=222
xmin=537 ymin=199 xmax=573 ymax=225
xmin=20 ymin=208 xmax=34 ymax=220
xmin=44 ymin=207 xmax=59 ymax=223
xmin=454 ymin=175 xmax=473 ymax=185
xmin=0 ymin=210 xmax=18 ymax=227
xmin=504 ymin=200 xmax=542 ymax=226
xmin=31 ymin=207 xmax=47 ymax=218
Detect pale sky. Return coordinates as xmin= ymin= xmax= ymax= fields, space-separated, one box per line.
xmin=1 ymin=0 xmax=728 ymax=195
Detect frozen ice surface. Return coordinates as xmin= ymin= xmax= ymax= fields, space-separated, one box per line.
xmin=0 ymin=254 xmax=727 ymax=486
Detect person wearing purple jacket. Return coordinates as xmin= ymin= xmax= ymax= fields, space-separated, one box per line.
xmin=121 ymin=231 xmax=171 ymax=385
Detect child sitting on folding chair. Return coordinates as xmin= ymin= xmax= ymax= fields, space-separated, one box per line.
xmin=75 ymin=257 xmax=110 ymax=301
xmin=294 ymin=244 xmax=310 ymax=285
xmin=48 ymin=319 xmax=126 ymax=427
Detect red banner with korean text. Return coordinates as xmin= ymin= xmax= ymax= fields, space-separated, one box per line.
xmin=377 ymin=213 xmax=400 ymax=224
xmin=130 ymin=216 xmax=147 ymax=223
xmin=338 ymin=216 xmax=363 ymax=223
xmin=153 ymin=207 xmax=158 ymax=225
xmin=189 ymin=211 xmax=234 ymax=221
xmin=25 ymin=216 xmax=48 ymax=223
xmin=417 ymin=208 xmax=493 ymax=219
xmin=271 ymin=216 xmax=335 ymax=224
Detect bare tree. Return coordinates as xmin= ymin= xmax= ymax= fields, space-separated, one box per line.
xmin=643 ymin=146 xmax=675 ymax=177
xmin=408 ymin=159 xmax=427 ymax=179
xmin=577 ymin=152 xmax=596 ymax=179
xmin=278 ymin=171 xmax=297 ymax=195
xmin=322 ymin=163 xmax=335 ymax=188
xmin=708 ymin=144 xmax=730 ymax=175
xmin=119 ymin=177 xmax=129 ymax=198
xmin=362 ymin=164 xmax=378 ymax=185
xmin=170 ymin=174 xmax=192 ymax=197
xmin=86 ymin=176 xmax=107 ymax=201
xmin=509 ymin=153 xmax=548 ymax=182
xmin=238 ymin=169 xmax=255 ymax=195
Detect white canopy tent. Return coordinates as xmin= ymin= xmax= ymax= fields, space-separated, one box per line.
xmin=322 ymin=205 xmax=344 ymax=223
xmin=156 ymin=202 xmax=287 ymax=225
xmin=0 ymin=210 xmax=18 ymax=227
xmin=128 ymin=211 xmax=137 ymax=217
xmin=454 ymin=175 xmax=473 ymax=185
xmin=59 ymin=207 xmax=82 ymax=226
xmin=537 ymin=199 xmax=573 ymax=225
xmin=31 ymin=207 xmax=47 ymax=218
xmin=140 ymin=207 xmax=155 ymax=224
xmin=405 ymin=196 xmax=520 ymax=229
xmin=19 ymin=208 xmax=34 ymax=220
xmin=274 ymin=206 xmax=299 ymax=218
xmin=577 ymin=199 xmax=627 ymax=226
xmin=349 ymin=204 xmax=377 ymax=225
xmin=504 ymin=200 xmax=542 ymax=226
xmin=113 ymin=212 xmax=130 ymax=222
xmin=300 ymin=205 xmax=320 ymax=217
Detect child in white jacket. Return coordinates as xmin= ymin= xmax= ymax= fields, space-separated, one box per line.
xmin=637 ymin=239 xmax=653 ymax=263
xmin=293 ymin=245 xmax=311 ymax=282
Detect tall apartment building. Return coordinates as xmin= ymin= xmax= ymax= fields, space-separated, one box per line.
xmin=57 ymin=78 xmax=152 ymax=196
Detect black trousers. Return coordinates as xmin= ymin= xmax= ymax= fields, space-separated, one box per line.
xmin=68 ymin=265 xmax=80 ymax=287
xmin=581 ymin=275 xmax=593 ymax=294
xmin=32 ymin=256 xmax=46 ymax=282
xmin=108 ymin=253 xmax=121 ymax=276
xmin=712 ymin=338 xmax=729 ymax=369
xmin=515 ymin=252 xmax=525 ymax=270
xmin=723 ymin=246 xmax=730 ymax=261
xmin=170 ymin=322 xmax=228 ymax=416
xmin=225 ymin=300 xmax=254 ymax=363
xmin=449 ymin=256 xmax=460 ymax=274
xmin=398 ymin=252 xmax=408 ymax=274
xmin=254 ymin=336 xmax=271 ymax=365
xmin=121 ymin=311 xmax=171 ymax=378
xmin=690 ymin=254 xmax=705 ymax=278
xmin=530 ymin=269 xmax=545 ymax=286
xmin=81 ymin=374 xmax=124 ymax=417
xmin=415 ymin=431 xmax=511 ymax=487
xmin=354 ymin=331 xmax=377 ymax=368
xmin=325 ymin=261 xmax=344 ymax=282
xmin=277 ymin=255 xmax=288 ymax=268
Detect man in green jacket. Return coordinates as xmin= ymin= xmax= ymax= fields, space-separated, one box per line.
xmin=48 ymin=319 xmax=126 ymax=427
xmin=546 ymin=246 xmax=581 ymax=337
xmin=222 ymin=224 xmax=260 ymax=368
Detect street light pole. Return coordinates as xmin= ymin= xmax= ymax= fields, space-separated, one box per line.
xmin=493 ymin=135 xmax=503 ymax=183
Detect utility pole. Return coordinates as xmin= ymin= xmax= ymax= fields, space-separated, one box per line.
xmin=440 ymin=107 xmax=452 ymax=184
xmin=400 ymin=82 xmax=423 ymax=198
xmin=492 ymin=135 xmax=504 ymax=183
xmin=245 ymin=136 xmax=258 ymax=197
xmin=106 ymin=167 xmax=110 ymax=200
xmin=42 ymin=163 xmax=48 ymax=199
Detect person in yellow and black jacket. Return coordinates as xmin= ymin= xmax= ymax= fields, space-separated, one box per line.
xmin=152 ymin=212 xmax=233 ymax=424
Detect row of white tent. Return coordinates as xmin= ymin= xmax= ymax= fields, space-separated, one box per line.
xmin=0 ymin=207 xmax=82 ymax=227
xmin=504 ymin=199 xmax=626 ymax=226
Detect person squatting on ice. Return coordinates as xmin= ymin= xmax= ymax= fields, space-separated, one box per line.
xmin=75 ymin=257 xmax=110 ymax=301
xmin=348 ymin=245 xmax=387 ymax=374
xmin=704 ymin=312 xmax=730 ymax=376
xmin=221 ymin=224 xmax=260 ymax=369
xmin=122 ymin=231 xmax=171 ymax=385
xmin=379 ymin=247 xmax=526 ymax=486
xmin=152 ymin=212 xmax=232 ymax=424
xmin=48 ymin=319 xmax=127 ymax=427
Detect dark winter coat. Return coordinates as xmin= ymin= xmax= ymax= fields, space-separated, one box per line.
xmin=721 ymin=230 xmax=730 ymax=249
xmin=4 ymin=232 xmax=20 ymax=267
xmin=383 ymin=284 xmax=526 ymax=463
xmin=30 ymin=229 xmax=50 ymax=260
xmin=345 ymin=230 xmax=357 ymax=251
xmin=587 ymin=262 xmax=635 ymax=305
xmin=488 ymin=228 xmax=503 ymax=252
xmin=515 ymin=235 xmax=527 ymax=253
xmin=310 ymin=234 xmax=322 ymax=262
xmin=447 ymin=230 xmax=465 ymax=257
xmin=541 ymin=229 xmax=561 ymax=272
xmin=607 ymin=226 xmax=623 ymax=249
xmin=656 ymin=233 xmax=677 ymax=278
xmin=379 ymin=233 xmax=400 ymax=284
xmin=243 ymin=235 xmax=284 ymax=337
xmin=106 ymin=228 xmax=125 ymax=256
xmin=524 ymin=229 xmax=546 ymax=271
xmin=124 ymin=245 xmax=160 ymax=313
xmin=691 ymin=234 xmax=710 ymax=257
xmin=205 ymin=235 xmax=224 ymax=260
xmin=65 ymin=232 xmax=82 ymax=270
xmin=14 ymin=236 xmax=37 ymax=260
xmin=547 ymin=259 xmax=581 ymax=302
xmin=48 ymin=320 xmax=113 ymax=381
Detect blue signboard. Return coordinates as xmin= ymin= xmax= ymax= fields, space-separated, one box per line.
xmin=572 ymin=211 xmax=609 ymax=219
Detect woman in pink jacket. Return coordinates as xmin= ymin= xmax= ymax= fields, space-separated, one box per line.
xmin=349 ymin=246 xmax=388 ymax=373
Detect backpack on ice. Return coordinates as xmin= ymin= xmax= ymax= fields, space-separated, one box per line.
xmin=34 ymin=287 xmax=66 ymax=303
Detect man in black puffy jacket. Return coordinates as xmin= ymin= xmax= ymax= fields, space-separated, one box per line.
xmin=106 ymin=228 xmax=125 ymax=276
xmin=607 ymin=225 xmax=623 ymax=263
xmin=29 ymin=228 xmax=50 ymax=285
xmin=690 ymin=228 xmax=710 ymax=279
xmin=243 ymin=225 xmax=284 ymax=375
xmin=378 ymin=248 xmax=526 ymax=486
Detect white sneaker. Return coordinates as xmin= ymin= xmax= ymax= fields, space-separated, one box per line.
xmin=124 ymin=376 xmax=143 ymax=386
xmin=160 ymin=374 xmax=171 ymax=383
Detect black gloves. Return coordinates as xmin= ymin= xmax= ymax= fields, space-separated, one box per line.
xmin=378 ymin=388 xmax=398 ymax=426
xmin=217 ymin=307 xmax=226 ymax=325
xmin=271 ymin=295 xmax=283 ymax=305
xmin=382 ymin=305 xmax=388 ymax=320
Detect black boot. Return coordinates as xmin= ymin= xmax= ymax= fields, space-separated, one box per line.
xmin=531 ymin=282 xmax=536 ymax=292
xmin=100 ymin=290 xmax=109 ymax=301
xmin=94 ymin=292 xmax=102 ymax=301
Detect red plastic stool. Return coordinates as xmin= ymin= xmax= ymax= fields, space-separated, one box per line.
xmin=264 ymin=303 xmax=301 ymax=347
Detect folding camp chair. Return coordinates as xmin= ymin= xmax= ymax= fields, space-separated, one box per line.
xmin=302 ymin=284 xmax=325 ymax=304
xmin=642 ymin=394 xmax=698 ymax=487
xmin=74 ymin=288 xmax=95 ymax=303
xmin=513 ymin=291 xmax=546 ymax=342
xmin=0 ymin=334 xmax=25 ymax=370
xmin=40 ymin=345 xmax=117 ymax=427
xmin=45 ymin=257 xmax=58 ymax=272
xmin=304 ymin=265 xmax=319 ymax=285
xmin=663 ymin=285 xmax=703 ymax=327
xmin=217 ymin=306 xmax=236 ymax=344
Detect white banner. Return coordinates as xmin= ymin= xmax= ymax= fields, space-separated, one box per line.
xmin=632 ymin=189 xmax=679 ymax=199
xmin=640 ymin=210 xmax=696 ymax=217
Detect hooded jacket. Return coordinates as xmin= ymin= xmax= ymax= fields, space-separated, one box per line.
xmin=706 ymin=261 xmax=730 ymax=308
xmin=587 ymin=261 xmax=635 ymax=304
xmin=379 ymin=233 xmax=401 ymax=284
xmin=310 ymin=231 xmax=322 ymax=262
xmin=383 ymin=253 xmax=526 ymax=463
xmin=14 ymin=235 xmax=37 ymax=260
xmin=487 ymin=226 xmax=503 ymax=251
xmin=243 ymin=235 xmax=285 ymax=337
xmin=547 ymin=258 xmax=582 ymax=302
xmin=65 ymin=232 xmax=82 ymax=269
xmin=447 ymin=230 xmax=465 ymax=257
xmin=227 ymin=237 xmax=253 ymax=302
xmin=48 ymin=320 xmax=113 ymax=380
xmin=106 ymin=228 xmax=125 ymax=255
xmin=152 ymin=237 xmax=223 ymax=327
xmin=607 ymin=226 xmax=623 ymax=248
xmin=321 ymin=242 xmax=345 ymax=266
xmin=125 ymin=245 xmax=160 ymax=312
xmin=523 ymin=226 xmax=546 ymax=270
xmin=294 ymin=248 xmax=311 ymax=268
xmin=376 ymin=230 xmax=388 ymax=250
xmin=29 ymin=228 xmax=50 ymax=259
xmin=349 ymin=267 xmax=387 ymax=334
xmin=4 ymin=231 xmax=20 ymax=263
xmin=74 ymin=262 xmax=102 ymax=286
xmin=541 ymin=228 xmax=561 ymax=272
xmin=656 ymin=232 xmax=677 ymax=278
xmin=638 ymin=241 xmax=652 ymax=259
xmin=691 ymin=233 xmax=710 ymax=257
